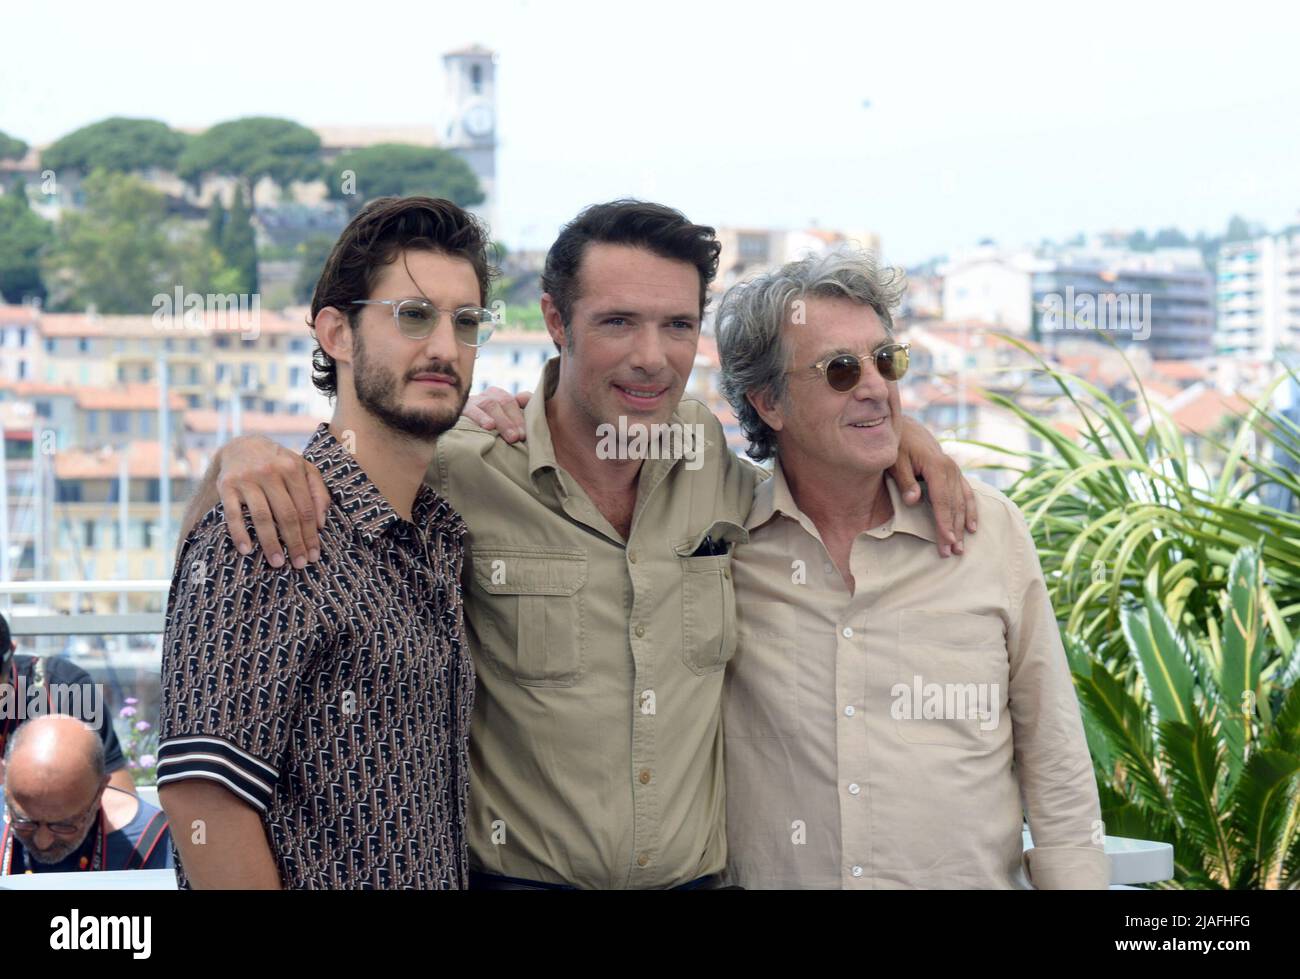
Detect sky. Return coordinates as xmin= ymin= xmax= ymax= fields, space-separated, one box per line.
xmin=3 ymin=0 xmax=1298 ymax=265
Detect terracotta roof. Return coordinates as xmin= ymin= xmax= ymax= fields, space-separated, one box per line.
xmin=183 ymin=410 xmax=323 ymax=435
xmin=39 ymin=310 xmax=304 ymax=338
xmin=0 ymin=305 xmax=40 ymax=325
xmin=75 ymin=383 xmax=186 ymax=411
xmin=1151 ymin=360 xmax=1209 ymax=383
xmin=1052 ymin=419 xmax=1082 ymax=440
xmin=53 ymin=441 xmax=205 ymax=480
xmin=1141 ymin=378 xmax=1183 ymax=401
xmin=1169 ymin=389 xmax=1251 ymax=436
xmin=0 ymin=380 xmax=76 ymax=398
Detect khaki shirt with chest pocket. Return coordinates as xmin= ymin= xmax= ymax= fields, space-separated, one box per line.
xmin=430 ymin=357 xmax=760 ymax=888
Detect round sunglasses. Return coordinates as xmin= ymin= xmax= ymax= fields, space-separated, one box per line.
xmin=791 ymin=342 xmax=911 ymax=391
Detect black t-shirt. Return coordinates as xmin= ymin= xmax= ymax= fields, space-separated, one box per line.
xmin=1 ymin=655 xmax=126 ymax=772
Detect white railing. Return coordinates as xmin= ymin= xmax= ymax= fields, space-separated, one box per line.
xmin=0 ymin=580 xmax=168 ymax=637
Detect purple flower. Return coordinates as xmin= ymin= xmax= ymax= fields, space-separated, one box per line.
xmin=120 ymin=706 xmax=137 ymax=718
xmin=124 ymin=697 xmax=139 ymax=706
xmin=127 ymin=760 xmax=138 ymax=768
xmin=138 ymin=754 xmax=156 ymax=768
xmin=134 ymin=720 xmax=151 ymax=732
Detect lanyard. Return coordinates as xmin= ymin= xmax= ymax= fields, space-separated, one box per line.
xmin=1 ymin=807 xmax=107 ymax=875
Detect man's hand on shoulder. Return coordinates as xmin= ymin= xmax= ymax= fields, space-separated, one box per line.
xmin=215 ymin=435 xmax=331 ymax=568
xmin=890 ymin=415 xmax=977 ymax=559
xmin=462 ymin=386 xmax=531 ymax=443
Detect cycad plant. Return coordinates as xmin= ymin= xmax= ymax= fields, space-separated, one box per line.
xmin=1065 ymin=547 xmax=1300 ymax=888
xmin=972 ymin=340 xmax=1300 ymax=666
xmin=964 ymin=342 xmax=1300 ymax=886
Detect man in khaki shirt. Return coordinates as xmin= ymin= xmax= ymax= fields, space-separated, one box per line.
xmin=715 ymin=247 xmax=1108 ymax=889
xmin=432 ymin=356 xmax=752 ymax=887
xmin=188 ymin=199 xmax=976 ymax=889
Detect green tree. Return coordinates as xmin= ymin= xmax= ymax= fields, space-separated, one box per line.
xmin=178 ymin=117 xmax=322 ymax=201
xmin=175 ymin=227 xmax=243 ymax=298
xmin=0 ymin=182 xmax=53 ymax=304
xmin=1153 ymin=226 xmax=1190 ymax=248
xmin=41 ymin=118 xmax=186 ymax=174
xmin=1225 ymin=214 xmax=1254 ymax=243
xmin=325 ymin=143 xmax=484 ymax=213
xmin=0 ymin=130 xmax=28 ymax=161
xmin=1126 ymin=229 xmax=1152 ymax=252
xmin=221 ymin=185 xmax=258 ymax=295
xmin=42 ymin=169 xmax=173 ymax=313
xmin=205 ymin=196 xmax=226 ymax=248
xmin=293 ymin=233 xmax=336 ymax=304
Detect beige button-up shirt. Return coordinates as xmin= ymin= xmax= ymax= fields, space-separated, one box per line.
xmin=723 ymin=460 xmax=1108 ymax=889
xmin=430 ymin=358 xmax=759 ymax=888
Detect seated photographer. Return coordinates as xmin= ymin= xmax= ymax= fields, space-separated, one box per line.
xmin=1 ymin=714 xmax=171 ymax=874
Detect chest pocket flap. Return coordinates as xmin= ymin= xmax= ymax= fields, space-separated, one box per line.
xmin=470 ymin=546 xmax=587 ymax=686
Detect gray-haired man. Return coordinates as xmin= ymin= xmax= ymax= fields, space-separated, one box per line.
xmin=715 ymin=248 xmax=1107 ymax=889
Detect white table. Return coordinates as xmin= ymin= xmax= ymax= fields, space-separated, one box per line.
xmin=1023 ymin=829 xmax=1174 ymax=887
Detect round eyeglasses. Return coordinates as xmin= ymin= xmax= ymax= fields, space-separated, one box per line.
xmin=351 ymin=299 xmax=496 ymax=347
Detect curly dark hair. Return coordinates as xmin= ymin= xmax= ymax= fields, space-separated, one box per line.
xmin=308 ymin=196 xmax=496 ymax=397
xmin=540 ymin=199 xmax=721 ymax=351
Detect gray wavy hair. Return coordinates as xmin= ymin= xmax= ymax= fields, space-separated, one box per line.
xmin=716 ymin=245 xmax=906 ymax=461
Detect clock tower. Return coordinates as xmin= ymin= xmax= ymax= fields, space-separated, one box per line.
xmin=442 ymin=45 xmax=498 ymax=234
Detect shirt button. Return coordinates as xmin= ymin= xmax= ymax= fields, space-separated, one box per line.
xmin=851 ymin=865 xmax=864 ymax=878
xmin=639 ymin=769 xmax=651 ymax=784
xmin=635 ymin=624 xmax=645 ymax=638
xmin=628 ymin=551 xmax=637 ymax=564
xmin=844 ymin=705 xmax=856 ymax=717
xmin=848 ymin=783 xmax=861 ymax=795
xmin=842 ymin=626 xmax=854 ymax=639
xmin=723 ymin=568 xmax=731 ymax=579
xmin=824 ymin=562 xmax=834 ymax=574
xmin=637 ymin=853 xmax=650 ymax=868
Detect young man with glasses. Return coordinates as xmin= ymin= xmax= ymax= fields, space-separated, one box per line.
xmin=157 ymin=196 xmax=492 ymax=888
xmin=714 ymin=248 xmax=1107 ymax=889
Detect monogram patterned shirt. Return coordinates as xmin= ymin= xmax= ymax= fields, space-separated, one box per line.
xmin=158 ymin=423 xmax=473 ymax=889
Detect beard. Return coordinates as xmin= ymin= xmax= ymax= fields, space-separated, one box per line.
xmin=352 ymin=332 xmax=469 ymax=441
xmin=26 ymin=835 xmax=84 ymax=864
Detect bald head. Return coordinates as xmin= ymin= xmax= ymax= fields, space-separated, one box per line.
xmin=3 ymin=715 xmax=108 ymax=865
xmin=5 ymin=713 xmax=105 ymax=798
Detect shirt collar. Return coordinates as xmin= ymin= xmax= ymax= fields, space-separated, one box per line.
xmin=524 ymin=358 xmax=563 ymax=486
xmin=524 ymin=356 xmax=699 ymax=489
xmin=745 ymin=455 xmax=937 ymax=544
xmin=302 ymin=423 xmax=465 ymax=544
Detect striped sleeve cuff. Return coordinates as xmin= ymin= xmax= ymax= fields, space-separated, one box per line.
xmin=156 ymin=736 xmax=279 ymax=813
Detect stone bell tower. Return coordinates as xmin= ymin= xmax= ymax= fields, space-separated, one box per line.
xmin=442 ymin=45 xmax=498 ymax=235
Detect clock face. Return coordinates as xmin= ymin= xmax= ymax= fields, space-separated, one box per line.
xmin=462 ymin=102 xmax=495 ymax=139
